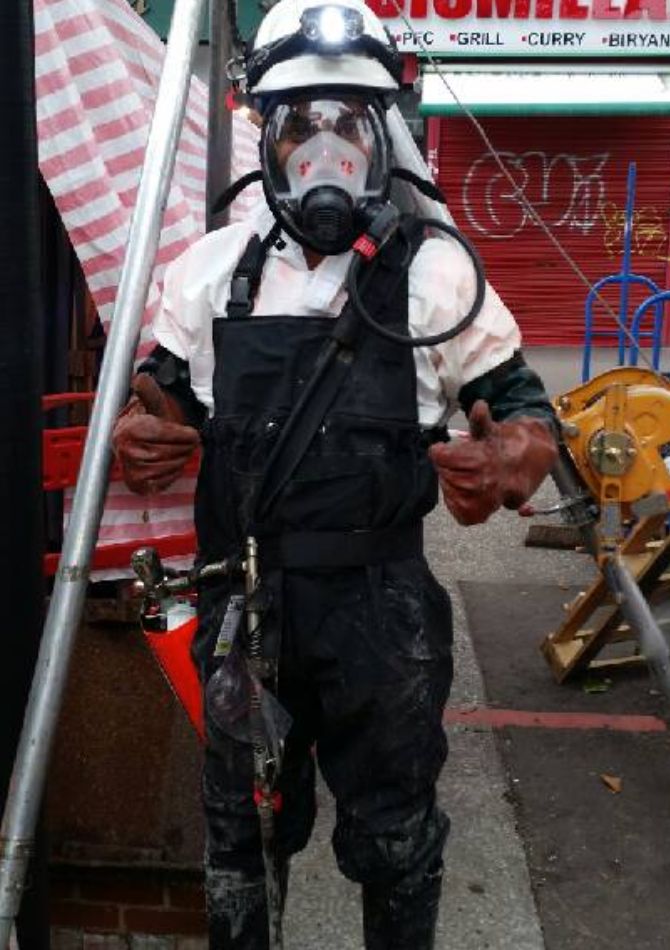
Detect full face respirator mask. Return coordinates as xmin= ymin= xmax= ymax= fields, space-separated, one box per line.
xmin=260 ymin=95 xmax=392 ymax=255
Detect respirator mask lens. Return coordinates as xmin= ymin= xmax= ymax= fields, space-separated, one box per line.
xmin=262 ymin=97 xmax=389 ymax=254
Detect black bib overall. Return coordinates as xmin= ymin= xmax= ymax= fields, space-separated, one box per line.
xmin=195 ymin=234 xmax=454 ymax=949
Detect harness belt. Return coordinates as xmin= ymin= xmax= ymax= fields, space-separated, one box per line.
xmin=258 ymin=523 xmax=423 ymax=570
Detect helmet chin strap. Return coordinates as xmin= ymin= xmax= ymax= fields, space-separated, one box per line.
xmin=211 ymin=169 xmax=263 ymax=216
xmin=208 ymin=130 xmax=449 ymax=258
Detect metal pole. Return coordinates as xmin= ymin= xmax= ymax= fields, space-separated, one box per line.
xmin=0 ymin=0 xmax=206 ymax=942
xmin=603 ymin=556 xmax=670 ymax=701
xmin=206 ymin=0 xmax=233 ymax=231
xmin=551 ymin=450 xmax=670 ymax=698
xmin=550 ymin=449 xmax=600 ymax=558
xmin=618 ymin=163 xmax=635 ymax=366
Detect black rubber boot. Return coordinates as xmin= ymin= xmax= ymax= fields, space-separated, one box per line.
xmin=206 ymin=864 xmax=289 ymax=950
xmin=362 ymin=867 xmax=442 ymax=950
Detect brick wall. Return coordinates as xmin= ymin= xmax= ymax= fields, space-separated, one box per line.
xmin=49 ymin=865 xmax=207 ymax=949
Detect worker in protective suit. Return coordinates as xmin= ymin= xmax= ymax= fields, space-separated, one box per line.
xmin=113 ymin=0 xmax=558 ymax=946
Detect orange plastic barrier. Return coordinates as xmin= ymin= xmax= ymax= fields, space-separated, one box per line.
xmin=43 ymin=392 xmax=204 ymax=738
xmin=145 ymin=616 xmax=204 ymax=738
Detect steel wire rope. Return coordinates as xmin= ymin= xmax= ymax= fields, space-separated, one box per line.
xmin=388 ymin=0 xmax=670 ymax=387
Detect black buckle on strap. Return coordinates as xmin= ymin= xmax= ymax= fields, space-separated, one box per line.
xmin=226 ymin=232 xmax=277 ymax=319
xmin=228 ymin=275 xmax=253 ymax=317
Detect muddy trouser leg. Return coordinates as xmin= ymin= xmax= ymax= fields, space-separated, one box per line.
xmin=199 ymin=579 xmax=318 ymax=950
xmin=203 ymin=717 xmax=316 ymax=949
xmin=290 ymin=558 xmax=454 ymax=950
xmin=361 ymin=862 xmax=444 ymax=950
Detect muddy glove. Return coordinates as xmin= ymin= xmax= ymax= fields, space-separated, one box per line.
xmin=112 ymin=373 xmax=200 ymax=495
xmin=428 ymin=399 xmax=558 ymax=526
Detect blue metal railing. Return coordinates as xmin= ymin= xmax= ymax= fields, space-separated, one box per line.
xmin=582 ymin=163 xmax=664 ymax=381
xmin=629 ymin=290 xmax=670 ymax=370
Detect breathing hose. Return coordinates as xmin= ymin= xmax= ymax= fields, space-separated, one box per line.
xmin=347 ymin=212 xmax=487 ymax=348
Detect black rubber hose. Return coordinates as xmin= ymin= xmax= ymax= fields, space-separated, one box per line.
xmin=346 ymin=218 xmax=486 ymax=348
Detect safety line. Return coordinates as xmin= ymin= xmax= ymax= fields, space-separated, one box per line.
xmin=445 ymin=706 xmax=668 ymax=732
xmin=388 ymin=0 xmax=670 ymax=387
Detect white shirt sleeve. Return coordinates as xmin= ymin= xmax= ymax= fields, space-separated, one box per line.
xmin=151 ymin=222 xmax=522 ymax=425
xmin=409 ymin=236 xmax=522 ymax=423
xmin=152 ymin=247 xmax=199 ymax=361
xmin=152 ymin=222 xmax=256 ymax=414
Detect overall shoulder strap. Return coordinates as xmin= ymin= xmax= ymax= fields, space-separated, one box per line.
xmin=226 ymin=223 xmax=282 ymax=319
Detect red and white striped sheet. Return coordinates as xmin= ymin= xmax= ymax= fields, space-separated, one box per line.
xmin=35 ymin=0 xmax=262 ymax=576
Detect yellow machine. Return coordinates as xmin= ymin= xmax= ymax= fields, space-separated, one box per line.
xmin=556 ymin=367 xmax=670 ymax=535
xmin=541 ymin=367 xmax=670 ymax=692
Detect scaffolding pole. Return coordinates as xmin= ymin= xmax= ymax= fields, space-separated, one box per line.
xmin=0 ymin=0 xmax=206 ymax=943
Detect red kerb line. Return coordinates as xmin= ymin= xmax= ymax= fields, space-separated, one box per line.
xmin=445 ymin=706 xmax=667 ymax=733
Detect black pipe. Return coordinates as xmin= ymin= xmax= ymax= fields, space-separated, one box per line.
xmin=41 ymin=183 xmax=73 ymax=555
xmin=0 ymin=1 xmax=49 ymax=945
xmin=206 ymin=0 xmax=233 ymax=231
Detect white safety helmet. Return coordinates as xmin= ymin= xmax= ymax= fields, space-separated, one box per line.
xmin=245 ymin=0 xmax=402 ymax=100
xmin=244 ymin=0 xmax=402 ymax=254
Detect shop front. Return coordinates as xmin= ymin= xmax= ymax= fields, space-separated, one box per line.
xmin=367 ymin=0 xmax=670 ymax=346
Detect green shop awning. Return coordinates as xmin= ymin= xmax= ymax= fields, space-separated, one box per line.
xmin=420 ymin=67 xmax=670 ymax=117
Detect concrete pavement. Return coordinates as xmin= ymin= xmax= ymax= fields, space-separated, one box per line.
xmin=284 ymin=473 xmax=597 ymax=949
xmin=285 ymin=345 xmax=670 ymax=949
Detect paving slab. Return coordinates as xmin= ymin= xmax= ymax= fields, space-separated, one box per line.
xmin=459 ymin=577 xmax=670 ymax=950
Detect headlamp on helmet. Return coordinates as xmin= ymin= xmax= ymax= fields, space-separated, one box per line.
xmin=300 ymin=5 xmax=364 ymax=46
xmin=245 ymin=0 xmax=402 ymax=97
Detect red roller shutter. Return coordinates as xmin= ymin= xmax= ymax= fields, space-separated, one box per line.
xmin=436 ymin=116 xmax=670 ymax=346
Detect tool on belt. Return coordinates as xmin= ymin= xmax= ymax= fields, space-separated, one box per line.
xmin=132 ymin=537 xmax=288 ymax=946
